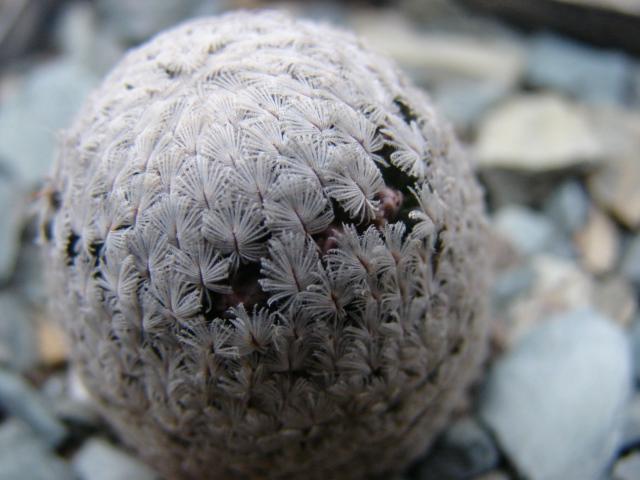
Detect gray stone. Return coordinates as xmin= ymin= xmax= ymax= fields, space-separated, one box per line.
xmin=0 ymin=170 xmax=25 ymax=281
xmin=434 ymin=80 xmax=510 ymax=132
xmin=42 ymin=373 xmax=101 ymax=431
xmin=631 ymin=318 xmax=640 ymax=381
xmin=95 ymin=0 xmax=226 ymax=44
xmin=476 ymin=94 xmax=603 ymax=171
xmin=351 ymin=12 xmax=525 ymax=88
xmin=73 ymin=438 xmax=158 ymax=480
xmin=620 ymin=393 xmax=640 ymax=450
xmin=502 ymin=255 xmax=595 ymax=347
xmin=12 ymin=241 xmax=46 ymax=305
xmin=592 ymin=276 xmax=637 ymax=328
xmin=544 ymin=180 xmax=590 ymax=234
xmin=493 ymin=205 xmax=556 ymax=256
xmin=53 ymin=1 xmax=125 ymax=76
xmin=415 ymin=417 xmax=499 ymax=479
xmin=0 ymin=59 xmax=98 ymax=186
xmin=0 ymin=420 xmax=74 ymax=480
xmin=480 ymin=309 xmax=632 ymax=480
xmin=492 ymin=264 xmax=535 ymax=309
xmin=0 ymin=367 xmax=67 ymax=448
xmin=613 ymin=452 xmax=640 ymax=480
xmin=588 ymin=154 xmax=640 ymax=229
xmin=527 ymin=32 xmax=632 ymax=105
xmin=621 ymin=235 xmax=640 ymax=286
xmin=0 ymin=293 xmax=38 ymax=372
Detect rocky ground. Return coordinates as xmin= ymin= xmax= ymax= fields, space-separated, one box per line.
xmin=0 ymin=1 xmax=639 ymax=479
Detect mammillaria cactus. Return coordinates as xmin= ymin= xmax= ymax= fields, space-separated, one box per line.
xmin=39 ymin=10 xmax=490 ymax=480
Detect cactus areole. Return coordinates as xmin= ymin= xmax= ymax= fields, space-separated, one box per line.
xmin=40 ymin=11 xmax=490 ymax=480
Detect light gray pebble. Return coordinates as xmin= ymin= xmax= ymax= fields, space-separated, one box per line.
xmin=0 ymin=368 xmax=68 ymax=448
xmin=0 ymin=420 xmax=74 ymax=480
xmin=544 ymin=180 xmax=590 ymax=234
xmin=631 ymin=318 xmax=640 ymax=382
xmin=73 ymin=438 xmax=158 ymax=480
xmin=0 ymin=58 xmax=98 ymax=187
xmin=620 ymin=393 xmax=640 ymax=451
xmin=527 ymin=32 xmax=632 ymax=105
xmin=612 ymin=451 xmax=640 ymax=480
xmin=415 ymin=417 xmax=499 ymax=479
xmin=480 ymin=308 xmax=633 ymax=480
xmin=0 ymin=170 xmax=25 ymax=281
xmin=621 ymin=235 xmax=640 ymax=286
xmin=0 ymin=292 xmax=38 ymax=372
xmin=493 ymin=205 xmax=556 ymax=256
xmin=434 ymin=80 xmax=510 ymax=132
xmin=492 ymin=264 xmax=535 ymax=309
xmin=95 ymin=0 xmax=226 ymax=44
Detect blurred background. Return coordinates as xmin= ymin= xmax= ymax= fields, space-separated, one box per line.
xmin=0 ymin=0 xmax=639 ymax=479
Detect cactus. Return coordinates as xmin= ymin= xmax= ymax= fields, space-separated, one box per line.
xmin=39 ymin=11 xmax=490 ymax=480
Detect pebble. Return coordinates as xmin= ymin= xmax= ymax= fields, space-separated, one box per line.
xmin=434 ymin=80 xmax=510 ymax=132
xmin=36 ymin=319 xmax=69 ymax=367
xmin=588 ymin=154 xmax=640 ymax=230
xmin=414 ymin=417 xmax=499 ymax=479
xmin=0 ymin=292 xmax=38 ymax=372
xmin=351 ymin=11 xmax=524 ymax=88
xmin=72 ymin=438 xmax=158 ymax=480
xmin=53 ymin=0 xmax=124 ymax=76
xmin=575 ymin=208 xmax=619 ymax=274
xmin=492 ymin=264 xmax=535 ymax=310
xmin=95 ymin=0 xmax=225 ymax=45
xmin=0 ymin=58 xmax=98 ymax=186
xmin=472 ymin=472 xmax=510 ymax=480
xmin=620 ymin=393 xmax=640 ymax=450
xmin=613 ymin=451 xmax=640 ymax=480
xmin=543 ymin=180 xmax=590 ymax=235
xmin=493 ymin=205 xmax=556 ymax=256
xmin=0 ymin=171 xmax=24 ymax=281
xmin=0 ymin=367 xmax=68 ymax=448
xmin=592 ymin=276 xmax=637 ymax=328
xmin=41 ymin=373 xmax=101 ymax=432
xmin=621 ymin=235 xmax=640 ymax=286
xmin=480 ymin=309 xmax=632 ymax=480
xmin=0 ymin=420 xmax=74 ymax=480
xmin=475 ymin=94 xmax=603 ymax=171
xmin=526 ymin=32 xmax=632 ymax=105
xmin=632 ymin=319 xmax=640 ymax=381
xmin=12 ymin=241 xmax=46 ymax=305
xmin=503 ymin=255 xmax=594 ymax=345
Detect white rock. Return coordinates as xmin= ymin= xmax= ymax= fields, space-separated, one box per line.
xmin=480 ymin=309 xmax=633 ymax=480
xmin=476 ymin=94 xmax=603 ymax=171
xmin=73 ymin=438 xmax=157 ymax=480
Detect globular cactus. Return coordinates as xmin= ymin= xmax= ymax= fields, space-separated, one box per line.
xmin=39 ymin=11 xmax=490 ymax=480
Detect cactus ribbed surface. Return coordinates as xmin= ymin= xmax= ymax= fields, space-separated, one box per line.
xmin=39 ymin=11 xmax=490 ymax=480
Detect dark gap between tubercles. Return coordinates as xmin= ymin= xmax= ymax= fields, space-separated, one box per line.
xmin=393 ymin=97 xmax=419 ymax=124
xmin=65 ymin=231 xmax=80 ymax=266
xmin=430 ymin=228 xmax=445 ymax=275
xmin=89 ymin=241 xmax=104 ymax=268
xmin=205 ymin=261 xmax=267 ymax=321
